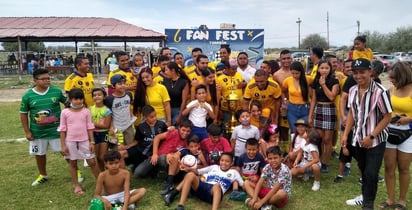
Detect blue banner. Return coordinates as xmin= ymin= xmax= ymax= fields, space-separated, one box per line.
xmin=165 ymin=29 xmax=264 ymax=68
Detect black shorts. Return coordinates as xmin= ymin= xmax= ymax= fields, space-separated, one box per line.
xmin=339 ymin=129 xmax=356 ymax=163
xmin=125 ymin=146 xmax=147 ymax=166
xmin=190 ymin=179 xmax=223 ymax=204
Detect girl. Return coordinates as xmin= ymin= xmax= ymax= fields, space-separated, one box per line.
xmin=259 ymin=124 xmax=279 ymax=159
xmin=249 ymin=100 xmax=271 ymax=134
xmin=163 ymin=62 xmax=190 ymax=126
xmin=353 ymin=35 xmax=374 ymax=61
xmin=58 ymin=88 xmax=100 ymax=194
xmin=132 ymin=53 xmax=145 ymax=77
xmin=285 ymin=119 xmax=309 ymax=169
xmin=282 ymin=61 xmax=312 ymax=132
xmin=134 ymin=67 xmax=171 ymax=126
xmin=182 ymin=84 xmax=216 ymax=141
xmin=89 ymin=87 xmax=112 ymax=171
xmin=308 ymin=60 xmax=339 ymax=173
xmin=291 ymin=129 xmax=322 ymax=191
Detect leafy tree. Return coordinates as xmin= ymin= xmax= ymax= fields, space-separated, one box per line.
xmin=385 ymin=26 xmax=412 ymax=52
xmin=362 ymin=31 xmax=387 ymax=53
xmin=2 ymin=42 xmax=46 ymax=52
xmin=301 ymin=34 xmax=328 ymax=49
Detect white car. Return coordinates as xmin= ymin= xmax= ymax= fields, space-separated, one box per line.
xmin=392 ymin=52 xmax=412 ymax=63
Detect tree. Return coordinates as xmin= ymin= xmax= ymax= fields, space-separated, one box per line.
xmin=2 ymin=42 xmax=46 ymax=52
xmin=301 ymin=34 xmax=328 ymax=49
xmin=385 ymin=26 xmax=412 ymax=52
xmin=362 ymin=31 xmax=387 ymax=53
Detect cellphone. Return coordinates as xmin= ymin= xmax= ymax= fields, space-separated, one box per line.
xmin=390 ymin=115 xmax=401 ymax=124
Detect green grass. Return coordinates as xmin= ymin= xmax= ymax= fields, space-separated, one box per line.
xmin=0 ymin=102 xmax=410 ymax=210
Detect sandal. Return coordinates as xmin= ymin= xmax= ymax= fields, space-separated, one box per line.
xmin=74 ymin=186 xmax=85 ymax=195
xmin=378 ymin=201 xmax=394 ymax=209
xmin=394 ymin=203 xmax=406 ymax=210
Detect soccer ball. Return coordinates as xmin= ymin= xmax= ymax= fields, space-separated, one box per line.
xmin=181 ymin=154 xmax=198 ymax=169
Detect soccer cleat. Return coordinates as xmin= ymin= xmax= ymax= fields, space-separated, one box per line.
xmin=346 ymin=194 xmax=363 ymax=206
xmin=175 ymin=205 xmax=185 ymax=210
xmin=32 ymin=174 xmax=48 ymax=186
xmin=378 ymin=176 xmax=384 ymax=183
xmin=334 ymin=175 xmax=343 ymax=183
xmin=160 ymin=183 xmax=173 ymax=195
xmin=77 ymin=170 xmax=84 ymax=183
xmin=163 ymin=189 xmax=178 ymax=206
xmin=260 ymin=204 xmax=273 ymax=210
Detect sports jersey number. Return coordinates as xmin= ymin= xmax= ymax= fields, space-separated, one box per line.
xmin=32 ymin=145 xmax=39 ymax=153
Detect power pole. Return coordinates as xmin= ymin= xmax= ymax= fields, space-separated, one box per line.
xmin=296 ymin=17 xmax=302 ymax=49
xmin=357 ymin=20 xmax=360 ymax=36
xmin=327 ymin=12 xmax=330 ymax=49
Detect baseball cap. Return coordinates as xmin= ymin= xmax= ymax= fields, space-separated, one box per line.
xmin=110 ymin=74 xmax=126 ymax=86
xmin=352 ymin=58 xmax=371 ymax=70
xmin=216 ymin=62 xmax=226 ymax=70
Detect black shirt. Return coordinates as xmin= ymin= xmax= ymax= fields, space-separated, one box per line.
xmin=163 ymin=77 xmax=188 ymax=108
xmin=312 ymin=77 xmax=339 ymax=102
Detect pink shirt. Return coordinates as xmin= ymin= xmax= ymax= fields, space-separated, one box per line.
xmin=158 ymin=130 xmax=186 ymax=155
xmin=58 ymin=108 xmax=95 ymax=142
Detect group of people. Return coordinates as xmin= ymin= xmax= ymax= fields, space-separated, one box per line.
xmin=19 ymin=35 xmax=412 ymax=210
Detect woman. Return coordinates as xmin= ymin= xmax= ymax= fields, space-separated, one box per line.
xmin=163 ymin=62 xmax=190 ymax=126
xmin=191 ymin=67 xmax=221 ymax=124
xmin=308 ymin=60 xmax=339 ymax=173
xmin=134 ymin=67 xmax=171 ymax=126
xmin=379 ymin=62 xmax=412 ymax=210
xmin=282 ymin=61 xmax=312 ymax=132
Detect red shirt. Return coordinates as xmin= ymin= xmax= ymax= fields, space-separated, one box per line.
xmin=158 ymin=130 xmax=186 ymax=155
xmin=200 ymin=136 xmax=232 ymax=164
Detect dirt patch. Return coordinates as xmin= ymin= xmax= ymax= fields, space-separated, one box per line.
xmin=0 ymin=88 xmax=29 ymax=102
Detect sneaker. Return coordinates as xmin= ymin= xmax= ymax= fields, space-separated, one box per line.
xmin=163 ymin=189 xmax=178 ymax=206
xmin=332 ymin=150 xmax=339 ymax=159
xmin=334 ymin=175 xmax=343 ymax=183
xmin=346 ymin=194 xmax=363 ymax=206
xmin=83 ymin=159 xmax=89 ymax=167
xmin=260 ymin=204 xmax=272 ymax=210
xmin=229 ymin=190 xmax=246 ymax=201
xmin=160 ymin=183 xmax=173 ymax=195
xmin=312 ymin=181 xmax=320 ymax=191
xmin=358 ymin=177 xmax=363 ymax=185
xmin=320 ymin=164 xmax=329 ymax=173
xmin=77 ymin=170 xmax=84 ymax=183
xmin=128 ymin=203 xmax=135 ymax=210
xmin=378 ymin=176 xmax=384 ymax=183
xmin=32 ymin=174 xmax=48 ymax=186
xmin=245 ymin=197 xmax=252 ymax=206
xmin=343 ymin=166 xmax=351 ymax=177
xmin=175 ymin=204 xmax=185 ymax=210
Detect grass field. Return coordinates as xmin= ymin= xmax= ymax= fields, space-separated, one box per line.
xmin=0 ymin=102 xmax=409 ymax=210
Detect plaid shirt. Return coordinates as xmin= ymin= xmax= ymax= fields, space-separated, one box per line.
xmin=348 ymin=80 xmax=392 ymax=148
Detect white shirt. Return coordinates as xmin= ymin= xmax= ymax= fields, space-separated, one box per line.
xmin=186 ymin=100 xmax=212 ymax=128
xmin=198 ymin=164 xmax=244 ymax=194
xmin=237 ymin=65 xmax=256 ymax=83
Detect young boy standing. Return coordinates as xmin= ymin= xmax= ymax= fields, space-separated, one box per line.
xmin=163 ymin=152 xmax=244 ymax=210
xmin=93 ymin=151 xmax=146 ymax=210
xmin=244 ymin=146 xmax=291 ymax=210
xmin=20 ymin=69 xmax=66 ymax=186
xmin=342 ymin=58 xmax=392 ymax=210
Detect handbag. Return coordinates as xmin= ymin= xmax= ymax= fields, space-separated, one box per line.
xmin=387 ymin=127 xmax=412 ymax=145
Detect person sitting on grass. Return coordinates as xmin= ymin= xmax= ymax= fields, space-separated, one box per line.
xmin=92 ymin=150 xmax=146 ymax=210
xmin=200 ymin=123 xmax=232 ymax=165
xmin=163 ymin=152 xmax=244 ymax=210
xmin=243 ymin=146 xmax=291 ymax=210
xmin=161 ymin=135 xmax=208 ymax=195
xmin=291 ymin=129 xmax=322 ymax=191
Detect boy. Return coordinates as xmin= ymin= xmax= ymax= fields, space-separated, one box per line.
xmin=236 ymin=138 xmax=266 ymax=183
xmin=162 ymin=135 xmax=208 ymax=195
xmin=118 ymin=105 xmax=167 ymax=175
xmin=341 ymin=58 xmax=392 ymax=209
xmin=105 ymin=74 xmax=136 ymax=145
xmin=200 ymin=123 xmax=232 ymax=165
xmin=93 ymin=151 xmax=146 ymax=210
xmin=163 ymin=152 xmax=244 ymax=210
xmin=244 ymin=146 xmax=291 ymax=210
xmin=20 ymin=68 xmax=66 ymax=186
xmin=231 ymin=110 xmax=260 ymax=164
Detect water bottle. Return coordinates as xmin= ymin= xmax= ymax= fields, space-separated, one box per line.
xmin=281 ymin=98 xmax=288 ymax=119
xmin=115 ymin=128 xmax=124 ymax=145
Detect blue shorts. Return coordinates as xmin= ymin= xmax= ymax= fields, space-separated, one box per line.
xmin=190 ymin=179 xmax=223 ymax=203
xmin=94 ymin=131 xmax=108 ymax=144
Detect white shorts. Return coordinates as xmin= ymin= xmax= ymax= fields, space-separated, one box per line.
xmin=29 ymin=139 xmax=61 ymax=155
xmin=386 ymin=124 xmax=412 ymax=153
xmin=102 ymin=190 xmax=135 ymax=204
xmin=64 ymin=140 xmax=95 ymax=160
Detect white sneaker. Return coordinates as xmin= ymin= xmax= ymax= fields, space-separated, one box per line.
xmin=245 ymin=198 xmax=251 ymax=206
xmin=312 ymin=181 xmax=320 ymax=191
xmin=128 ymin=203 xmax=135 ymax=210
xmin=346 ymin=194 xmax=363 ymax=206
xmin=83 ymin=159 xmax=89 ymax=167
xmin=260 ymin=204 xmax=272 ymax=210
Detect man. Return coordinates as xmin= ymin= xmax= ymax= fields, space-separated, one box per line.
xmin=309 ymin=47 xmax=324 ymax=79
xmin=273 ymin=50 xmax=292 ymax=148
xmin=153 ymin=47 xmax=172 ymax=76
xmin=243 ymin=70 xmax=281 ymax=125
xmin=20 ymin=69 xmax=66 ymax=186
xmin=187 ymin=54 xmax=209 ymax=86
xmin=107 ymin=51 xmax=137 ymax=96
xmin=184 ymin=48 xmax=203 ymax=75
xmin=219 ymin=45 xmax=231 ymax=63
xmin=236 ymin=52 xmax=256 ymax=83
xmin=341 ymin=58 xmax=392 ymax=210
xmin=153 ymin=55 xmax=171 ymax=84
xmin=64 ymin=56 xmax=94 ymax=107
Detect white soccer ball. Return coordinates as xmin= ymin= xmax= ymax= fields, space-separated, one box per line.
xmin=181 ymin=154 xmax=198 ymax=169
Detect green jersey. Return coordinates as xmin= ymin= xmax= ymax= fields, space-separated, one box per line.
xmin=20 ymin=86 xmax=66 ymax=139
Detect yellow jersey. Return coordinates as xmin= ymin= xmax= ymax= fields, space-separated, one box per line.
xmin=107 ymin=69 xmax=137 ymax=97
xmin=244 ymin=80 xmax=282 ymax=111
xmin=353 ymin=48 xmax=374 ymax=61
xmin=64 ymin=72 xmax=94 ymax=107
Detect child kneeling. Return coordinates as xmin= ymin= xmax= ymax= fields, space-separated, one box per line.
xmin=92 ymin=151 xmax=146 ymax=210
xmin=243 ymin=146 xmax=291 ymax=209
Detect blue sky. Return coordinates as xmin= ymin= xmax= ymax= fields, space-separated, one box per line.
xmin=1 ymin=0 xmax=411 ymax=48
